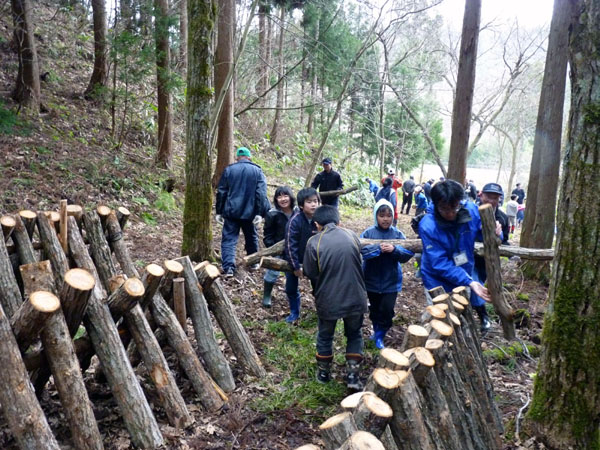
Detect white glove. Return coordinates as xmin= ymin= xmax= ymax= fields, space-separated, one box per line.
xmin=216 ymin=214 xmax=224 ymax=225
xmin=252 ymin=215 xmax=263 ymax=226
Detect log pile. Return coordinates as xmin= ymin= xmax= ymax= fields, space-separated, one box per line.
xmin=0 ymin=203 xmax=265 ymax=449
xmin=297 ymin=286 xmax=503 ymax=450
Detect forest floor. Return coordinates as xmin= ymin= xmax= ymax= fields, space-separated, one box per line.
xmin=0 ymin=4 xmax=550 ymax=448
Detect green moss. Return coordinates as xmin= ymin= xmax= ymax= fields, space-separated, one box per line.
xmin=583 ymin=102 xmax=600 ymax=125
xmin=483 ymin=341 xmax=540 ymax=365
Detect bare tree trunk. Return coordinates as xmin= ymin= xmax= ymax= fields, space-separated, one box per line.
xmin=212 ymin=0 xmax=235 ymax=188
xmin=527 ymin=4 xmax=600 ymax=447
xmin=11 ymin=0 xmax=41 ymax=110
xmin=447 ymin=0 xmax=481 ymax=183
xmin=269 ymin=6 xmax=286 ymax=149
xmin=182 ymin=0 xmax=216 ymax=261
xmin=307 ymin=15 xmax=319 ymax=135
xmin=179 ymin=0 xmax=188 ymax=70
xmin=85 ymin=0 xmax=109 ymax=98
xmin=520 ymin=0 xmax=572 ymax=260
xmin=507 ymin=133 xmax=521 ymax=199
xmin=256 ymin=3 xmax=268 ymax=104
xmin=155 ymin=0 xmax=173 ymax=169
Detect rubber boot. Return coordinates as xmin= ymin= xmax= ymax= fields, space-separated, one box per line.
xmin=345 ymin=355 xmax=364 ymax=390
xmin=262 ymin=281 xmax=274 ymax=308
xmin=285 ymin=293 xmax=300 ymax=323
xmin=374 ymin=327 xmax=388 ymax=350
xmin=370 ymin=323 xmax=379 ymax=341
xmin=474 ymin=305 xmax=491 ymax=333
xmin=315 ymin=354 xmax=333 ymax=383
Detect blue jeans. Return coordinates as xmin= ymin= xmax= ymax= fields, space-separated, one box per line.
xmin=316 ymin=314 xmax=364 ymax=357
xmin=285 ymin=272 xmax=301 ymax=315
xmin=263 ymin=269 xmax=281 ymax=284
xmin=221 ymin=218 xmax=258 ymax=272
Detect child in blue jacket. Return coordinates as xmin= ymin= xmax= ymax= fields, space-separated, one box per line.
xmin=360 ymin=199 xmax=414 ymax=348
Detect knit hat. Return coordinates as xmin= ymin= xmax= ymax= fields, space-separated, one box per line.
xmin=236 ymin=147 xmax=251 ymax=157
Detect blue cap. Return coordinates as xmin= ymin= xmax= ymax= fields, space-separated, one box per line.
xmin=322 ymin=157 xmax=332 ymax=165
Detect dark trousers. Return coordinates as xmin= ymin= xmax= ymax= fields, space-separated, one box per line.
xmin=285 ymin=271 xmax=301 ymax=314
xmin=401 ymin=192 xmax=413 ymax=214
xmin=316 ymin=314 xmax=364 ymax=357
xmin=221 ymin=218 xmax=258 ymax=271
xmin=367 ymin=291 xmax=397 ymax=329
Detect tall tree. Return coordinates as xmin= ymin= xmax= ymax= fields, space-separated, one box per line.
xmin=527 ymin=2 xmax=600 ymax=449
xmin=520 ymin=0 xmax=573 ymax=276
xmin=256 ymin=1 xmax=270 ymax=104
xmin=447 ymin=0 xmax=481 ymax=183
xmin=182 ymin=0 xmax=216 ymax=261
xmin=269 ymin=4 xmax=286 ymax=149
xmin=180 ymin=0 xmax=188 ymax=69
xmin=154 ymin=0 xmax=173 ymax=168
xmin=85 ymin=0 xmax=109 ymax=98
xmin=11 ymin=0 xmax=41 ymax=111
xmin=212 ymin=0 xmax=235 ymax=187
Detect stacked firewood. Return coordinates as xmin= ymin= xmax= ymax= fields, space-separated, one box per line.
xmin=297 ymin=286 xmax=504 ymax=450
xmin=0 ymin=204 xmax=265 ymax=449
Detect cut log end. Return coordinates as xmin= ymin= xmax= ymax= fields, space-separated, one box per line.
xmin=426 ymin=305 xmax=447 ymax=319
xmin=430 ymin=319 xmax=454 ymax=337
xmin=380 ymin=348 xmax=409 ymax=369
xmin=146 ymin=263 xmax=165 ymax=277
xmin=30 ymin=291 xmax=61 ymax=313
xmin=362 ymin=393 xmax=393 ymax=418
xmin=109 ymin=274 xmax=127 ymax=293
xmin=451 ymin=301 xmax=465 ymax=312
xmin=373 ymin=368 xmax=407 ymax=389
xmin=96 ymin=205 xmax=112 ymax=217
xmin=451 ymin=293 xmax=469 ymax=306
xmin=64 ymin=268 xmax=96 ymax=291
xmin=449 ymin=312 xmax=461 ymax=326
xmin=117 ymin=206 xmax=130 ymax=216
xmin=44 ymin=210 xmax=60 ymax=223
xmin=0 ymin=215 xmax=16 ymax=228
xmin=124 ymin=277 xmax=145 ymax=297
xmin=164 ymin=259 xmax=184 ymax=274
xmin=295 ymin=445 xmax=321 ymax=450
xmin=406 ymin=324 xmax=428 ymax=337
xmin=341 ymin=391 xmax=374 ymax=410
xmin=66 ymin=204 xmax=83 ymax=217
xmin=425 ymin=339 xmax=444 ymax=351
xmin=19 ymin=209 xmax=37 ymax=220
xmin=412 ymin=347 xmax=435 ymax=367
xmin=432 ymin=293 xmax=450 ymax=304
xmin=452 ymin=286 xmax=467 ymax=296
xmin=341 ymin=431 xmax=385 ymax=450
xmin=319 ymin=412 xmax=354 ymax=431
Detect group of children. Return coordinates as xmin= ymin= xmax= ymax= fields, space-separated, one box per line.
xmin=260 ymin=186 xmax=414 ymax=389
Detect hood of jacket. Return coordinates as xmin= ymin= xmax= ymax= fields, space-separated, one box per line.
xmin=372 ymin=198 xmax=395 ymax=227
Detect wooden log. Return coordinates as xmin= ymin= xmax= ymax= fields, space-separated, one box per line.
xmin=424 ymin=339 xmax=444 ymax=355
xmin=109 ymin=274 xmax=126 ymax=293
xmin=407 ymin=347 xmax=435 ymax=385
xmin=0 ymin=302 xmax=61 ymax=449
xmin=431 ymin=293 xmax=450 ymax=305
xmin=318 ymin=185 xmax=359 ymax=198
xmin=420 ymin=305 xmax=446 ymax=323
xmin=12 ymin=213 xmax=37 ymax=265
xmin=364 ymin=368 xmax=407 ymax=405
xmin=11 ymin=290 xmax=60 ymax=352
xmin=482 ymin=242 xmax=554 ymax=260
xmin=319 ymin=412 xmax=358 ymax=450
xmin=37 ymin=212 xmax=70 ymax=293
xmin=194 ymin=261 xmax=220 ymax=290
xmin=341 ymin=391 xmax=374 ymax=411
xmin=377 ymin=347 xmax=409 ymax=370
xmin=66 ymin=204 xmax=83 ymax=221
xmin=176 ymin=257 xmax=236 ymax=390
xmin=399 ymin=324 xmax=429 ymax=351
xmin=159 ymin=259 xmax=184 ymax=302
xmin=83 ymin=211 xmax=117 ymax=292
xmin=451 ymin=293 xmax=469 ymax=307
xmin=173 ymin=277 xmax=186 ymax=330
xmin=61 ymin=268 xmax=95 ymax=336
xmin=260 ymin=255 xmax=292 ymax=272
xmin=1 ymin=215 xmax=16 ymax=242
xmin=44 ymin=210 xmax=60 ymax=230
xmin=67 ymin=221 xmax=164 ymax=448
xmin=451 ymin=301 xmax=465 ymax=314
xmin=19 ymin=260 xmax=55 ymax=298
xmin=428 ymin=286 xmax=447 ymax=298
xmin=105 ymin=212 xmax=134 ymax=275
xmin=0 ymin=238 xmax=22 ymax=318
xmin=379 ymin=426 xmax=400 ymax=450
xmin=426 ymin=319 xmax=454 ymax=341
xmin=18 ymin=209 xmax=37 ymax=239
xmin=100 ymin=229 xmax=224 ymax=410
xmin=106 ymin=277 xmax=144 ymax=319
xmin=479 ymin=204 xmax=516 ymax=340
xmin=243 ymin=240 xmax=285 ymax=266
xmin=96 ymin=204 xmax=112 ymax=229
xmin=116 ymin=206 xmax=130 ymax=229
xmin=339 ymin=431 xmax=385 ymax=450
xmin=295 ymin=445 xmax=321 ymax=450
xmin=352 ymin=393 xmax=393 ymax=438
xmin=59 ymin=199 xmax=68 ymax=253
xmin=139 ymin=263 xmax=165 ymax=309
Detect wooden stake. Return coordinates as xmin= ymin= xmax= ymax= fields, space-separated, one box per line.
xmin=173 ymin=277 xmax=186 ymax=330
xmin=59 ymin=199 xmax=68 ymax=253
xmin=96 ymin=204 xmax=112 ymax=229
xmin=1 ymin=215 xmax=16 ymax=242
xmin=116 ymin=206 xmax=130 ymax=229
xmin=12 ymin=214 xmax=37 ymax=265
xmin=61 ymin=268 xmax=95 ymax=336
xmin=18 ymin=209 xmax=37 ymax=239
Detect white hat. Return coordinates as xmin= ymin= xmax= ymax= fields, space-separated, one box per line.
xmin=387 ymin=169 xmax=394 ymax=175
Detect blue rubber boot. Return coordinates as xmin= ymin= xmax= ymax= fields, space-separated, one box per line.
xmin=374 ymin=328 xmax=388 ymax=350
xmin=370 ymin=323 xmax=379 ymax=341
xmin=285 ymin=294 xmax=300 ymax=323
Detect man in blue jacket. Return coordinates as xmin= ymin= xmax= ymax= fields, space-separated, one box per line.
xmin=418 ymin=180 xmax=491 ymax=331
xmin=216 ymin=147 xmax=270 ymax=276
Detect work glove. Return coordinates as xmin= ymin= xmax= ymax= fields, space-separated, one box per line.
xmin=215 ymin=214 xmax=224 ymax=225
xmin=252 ymin=215 xmax=263 ymax=226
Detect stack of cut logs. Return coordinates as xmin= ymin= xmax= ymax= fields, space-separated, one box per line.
xmin=0 ymin=203 xmax=265 ymax=449
xmin=297 ymin=286 xmax=504 ymax=450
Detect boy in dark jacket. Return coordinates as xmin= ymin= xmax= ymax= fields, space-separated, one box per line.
xmin=283 ymin=188 xmax=319 ymax=323
xmin=303 ymin=205 xmax=369 ymax=390
xmin=360 ymin=199 xmax=414 ymax=349
xmin=262 ymin=186 xmax=297 ymax=308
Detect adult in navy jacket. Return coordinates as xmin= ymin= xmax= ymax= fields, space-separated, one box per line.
xmin=216 ymin=147 xmax=270 ymax=275
xmin=360 ymin=199 xmax=413 ymax=349
xmin=418 ymin=180 xmax=491 ymax=328
xmin=311 ymin=157 xmax=343 ymax=207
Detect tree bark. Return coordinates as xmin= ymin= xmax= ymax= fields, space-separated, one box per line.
xmin=10 ymin=0 xmax=41 ymax=110
xmin=520 ymin=0 xmax=573 ymax=277
xmin=179 ymin=0 xmax=188 ymax=70
xmin=85 ymin=0 xmax=109 ymax=98
xmin=182 ymin=0 xmax=216 ymax=261
xmin=154 ymin=0 xmax=173 ymax=169
xmin=0 ymin=237 xmax=22 ymax=318
xmin=447 ymin=0 xmax=481 ymax=183
xmin=10 ymin=290 xmax=59 ymax=352
xmin=212 ymin=0 xmax=234 ymax=188
xmin=528 ymin=2 xmax=600 ymax=447
xmin=319 ymin=412 xmax=358 ymax=450
xmin=269 ymin=5 xmax=286 ymax=149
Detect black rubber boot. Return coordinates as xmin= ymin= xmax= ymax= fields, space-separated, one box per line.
xmin=345 ymin=356 xmax=364 ymax=391
xmin=316 ymin=354 xmax=333 ymax=383
xmin=474 ymin=305 xmax=491 ymax=333
xmin=262 ymin=281 xmax=274 ymax=308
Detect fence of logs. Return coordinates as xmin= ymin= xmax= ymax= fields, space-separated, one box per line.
xmin=295 ymin=285 xmax=504 ymax=450
xmin=0 ymin=204 xmax=265 ymax=449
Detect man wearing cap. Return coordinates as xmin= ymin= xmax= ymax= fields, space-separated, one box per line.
xmin=511 ymin=183 xmax=526 ymax=205
xmin=216 ymin=147 xmax=271 ymax=276
xmin=381 ymin=169 xmax=402 ymax=191
xmin=401 ymin=175 xmax=416 ymax=214
xmin=311 ymin=157 xmax=344 ymax=207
